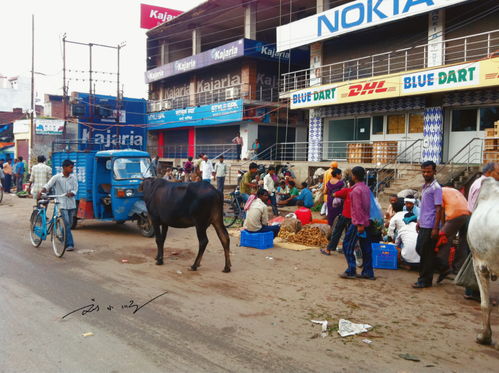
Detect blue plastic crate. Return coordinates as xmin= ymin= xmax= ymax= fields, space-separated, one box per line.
xmin=240 ymin=230 xmax=274 ymax=250
xmin=372 ymin=243 xmax=398 ymax=270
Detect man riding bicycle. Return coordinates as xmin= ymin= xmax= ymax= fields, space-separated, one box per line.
xmin=38 ymin=159 xmax=78 ymax=251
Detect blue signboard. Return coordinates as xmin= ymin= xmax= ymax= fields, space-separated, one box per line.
xmin=147 ymin=99 xmax=243 ymax=130
xmin=145 ymin=39 xmax=309 ymax=83
xmin=75 ymin=93 xmax=147 ymax=151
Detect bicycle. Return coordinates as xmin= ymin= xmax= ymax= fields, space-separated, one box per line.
xmin=0 ymin=184 xmax=3 ymax=204
xmin=29 ymin=194 xmax=67 ymax=257
xmin=223 ymin=187 xmax=245 ymax=228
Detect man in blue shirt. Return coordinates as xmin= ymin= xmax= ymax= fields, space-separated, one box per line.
xmin=297 ymin=182 xmax=314 ymax=208
xmin=15 ymin=156 xmax=25 ymax=192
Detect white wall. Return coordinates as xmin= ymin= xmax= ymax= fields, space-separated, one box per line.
xmin=239 ymin=122 xmax=258 ymax=159
xmin=0 ymin=76 xmax=31 ymax=112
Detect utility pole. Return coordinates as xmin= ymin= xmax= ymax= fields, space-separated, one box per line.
xmin=30 ymin=14 xmax=35 ymax=156
xmin=116 ymin=43 xmax=121 ymax=148
xmin=62 ymin=34 xmax=67 ymax=139
xmin=63 ymin=38 xmax=124 ymax=148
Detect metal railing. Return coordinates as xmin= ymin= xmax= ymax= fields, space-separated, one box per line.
xmin=160 ymin=143 xmax=239 ymax=160
xmin=281 ymin=29 xmax=499 ymax=93
xmin=372 ymin=139 xmax=423 ymax=195
xmin=148 ymin=83 xmax=279 ymax=112
xmin=437 ymin=138 xmax=484 ymax=182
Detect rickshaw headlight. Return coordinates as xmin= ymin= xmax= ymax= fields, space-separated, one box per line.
xmin=125 ymin=189 xmax=134 ymax=197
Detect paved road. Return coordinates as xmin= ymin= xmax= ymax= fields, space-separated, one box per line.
xmin=0 ymin=195 xmax=310 ymax=373
xmin=2 ymin=194 xmax=499 ymax=373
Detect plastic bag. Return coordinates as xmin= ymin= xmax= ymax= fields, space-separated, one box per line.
xmin=454 ymin=254 xmax=479 ymax=290
xmin=320 ymin=202 xmax=327 ymax=216
xmin=369 ymin=191 xmax=383 ymax=225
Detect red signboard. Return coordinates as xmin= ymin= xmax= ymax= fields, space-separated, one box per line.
xmin=140 ymin=3 xmax=183 ymax=29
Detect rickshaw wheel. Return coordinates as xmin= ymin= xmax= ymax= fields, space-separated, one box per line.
xmin=138 ymin=216 xmax=154 ymax=237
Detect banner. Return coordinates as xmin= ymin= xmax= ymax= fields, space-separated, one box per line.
xmin=147 ymin=99 xmax=243 ymax=130
xmin=35 ymin=119 xmax=65 ymax=135
xmin=276 ymin=0 xmax=468 ymax=52
xmin=290 ymin=57 xmax=499 ymax=109
xmin=145 ymin=39 xmax=309 ymax=83
xmin=140 ymin=4 xmax=182 ymax=29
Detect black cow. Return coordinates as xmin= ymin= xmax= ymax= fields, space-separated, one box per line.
xmin=140 ymin=178 xmax=231 ymax=272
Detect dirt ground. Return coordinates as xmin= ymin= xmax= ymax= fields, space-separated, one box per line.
xmin=2 ymin=194 xmax=499 ymax=372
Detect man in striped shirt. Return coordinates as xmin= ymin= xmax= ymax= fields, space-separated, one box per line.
xmin=29 ymin=155 xmax=52 ymax=198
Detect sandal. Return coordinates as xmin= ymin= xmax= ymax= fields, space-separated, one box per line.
xmin=320 ymin=248 xmax=331 ymax=256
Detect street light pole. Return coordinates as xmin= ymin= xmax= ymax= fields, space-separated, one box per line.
xmin=30 ymin=14 xmax=35 ymax=156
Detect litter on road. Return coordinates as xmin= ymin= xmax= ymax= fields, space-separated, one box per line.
xmin=338 ymin=319 xmax=372 ymax=337
xmin=311 ymin=320 xmax=328 ymax=338
xmin=82 ymin=332 xmax=94 ymax=337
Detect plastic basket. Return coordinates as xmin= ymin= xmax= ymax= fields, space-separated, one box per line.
xmin=372 ymin=242 xmax=398 ymax=270
xmin=240 ymin=230 xmax=274 ymax=250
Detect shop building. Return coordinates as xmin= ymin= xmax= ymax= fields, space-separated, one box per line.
xmin=278 ymin=0 xmax=499 ymax=164
xmin=145 ymin=0 xmax=310 ymax=160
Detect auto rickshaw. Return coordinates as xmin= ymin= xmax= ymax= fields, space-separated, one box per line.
xmin=51 ymin=148 xmax=154 ymax=237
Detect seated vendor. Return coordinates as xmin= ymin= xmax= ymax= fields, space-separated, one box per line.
xmin=295 ymin=199 xmax=312 ymax=225
xmin=243 ymin=189 xmax=280 ymax=238
xmin=296 ymin=182 xmax=314 ymax=208
xmin=278 ymin=180 xmax=299 ymax=206
xmin=395 ymin=212 xmax=420 ymax=269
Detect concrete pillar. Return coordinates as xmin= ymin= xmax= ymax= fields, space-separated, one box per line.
xmin=308 ymin=111 xmax=322 ymax=162
xmin=316 ymin=0 xmax=329 ymax=13
xmin=427 ymin=9 xmax=445 ymax=67
xmin=240 ymin=122 xmax=258 ymax=159
xmin=241 ymin=61 xmax=257 ymax=100
xmin=422 ymin=107 xmax=444 ymax=164
xmin=160 ymin=42 xmax=169 ymax=65
xmin=189 ymin=75 xmax=197 ymax=107
xmin=244 ymin=3 xmax=257 ymax=39
xmin=192 ymin=28 xmax=201 ymax=55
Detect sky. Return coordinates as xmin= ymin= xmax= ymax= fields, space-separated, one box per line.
xmin=0 ymin=0 xmax=205 ymax=102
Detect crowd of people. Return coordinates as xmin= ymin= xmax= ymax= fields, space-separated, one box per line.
xmin=239 ymin=158 xmax=499 ymax=296
xmin=0 ymin=156 xmax=28 ymax=194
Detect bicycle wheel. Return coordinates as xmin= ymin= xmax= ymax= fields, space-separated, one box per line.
xmin=29 ymin=210 xmax=43 ymax=247
xmin=51 ymin=216 xmax=67 ymax=257
xmin=223 ymin=200 xmax=238 ymax=228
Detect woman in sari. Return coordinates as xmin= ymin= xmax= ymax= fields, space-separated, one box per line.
xmin=326 ymin=168 xmax=344 ymax=226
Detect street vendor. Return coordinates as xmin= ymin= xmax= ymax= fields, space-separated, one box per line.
xmin=243 ymin=189 xmax=280 ymax=238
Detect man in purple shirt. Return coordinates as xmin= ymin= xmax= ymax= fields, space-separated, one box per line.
xmin=413 ymin=161 xmax=442 ymax=288
xmin=340 ymin=166 xmax=376 ymax=280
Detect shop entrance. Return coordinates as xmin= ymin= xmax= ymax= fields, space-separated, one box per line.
xmin=448 ymin=107 xmax=499 ymax=163
xmin=326 ymin=117 xmax=371 ymax=159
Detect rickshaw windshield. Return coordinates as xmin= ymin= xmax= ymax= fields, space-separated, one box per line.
xmin=113 ymin=157 xmax=152 ymax=180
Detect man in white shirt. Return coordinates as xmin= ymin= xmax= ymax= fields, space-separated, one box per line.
xmin=200 ymin=155 xmax=214 ymax=183
xmin=214 ymin=156 xmax=227 ymax=192
xmin=467 ymin=162 xmax=499 ymax=211
xmin=39 ymin=159 xmax=78 ymax=251
xmin=395 ymin=218 xmax=420 ymax=268
xmin=243 ymin=189 xmax=280 ymax=238
xmin=263 ymin=166 xmax=278 ymax=216
xmin=29 ymin=155 xmax=53 ymax=198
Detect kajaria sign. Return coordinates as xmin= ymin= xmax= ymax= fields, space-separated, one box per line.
xmin=140 ymin=4 xmax=183 ymax=30
xmin=277 ymin=0 xmax=469 ymax=52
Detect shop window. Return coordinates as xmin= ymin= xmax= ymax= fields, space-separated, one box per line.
xmin=408 ymin=113 xmax=424 ymax=133
xmin=387 ymin=115 xmax=405 ymax=134
xmin=451 ymin=109 xmax=477 ymax=132
xmin=479 ymin=106 xmax=499 ymax=131
xmin=372 ymin=116 xmax=384 ymax=135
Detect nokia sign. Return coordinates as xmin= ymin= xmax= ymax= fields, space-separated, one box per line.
xmin=276 ymin=0 xmax=468 ymax=51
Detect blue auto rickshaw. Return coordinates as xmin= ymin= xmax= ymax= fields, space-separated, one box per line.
xmin=51 ymin=148 xmax=154 ymax=237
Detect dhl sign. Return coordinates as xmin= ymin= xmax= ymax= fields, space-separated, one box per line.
xmin=289 ymin=57 xmax=499 ymax=109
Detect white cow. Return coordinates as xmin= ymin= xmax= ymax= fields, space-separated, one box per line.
xmin=467 ymin=177 xmax=499 ymax=347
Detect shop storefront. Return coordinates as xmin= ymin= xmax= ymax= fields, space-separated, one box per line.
xmin=292 ymin=57 xmax=499 ymax=163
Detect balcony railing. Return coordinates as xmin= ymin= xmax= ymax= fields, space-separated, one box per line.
xmin=281 ymin=29 xmax=499 ymax=93
xmin=148 ymin=83 xmax=279 ymax=112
